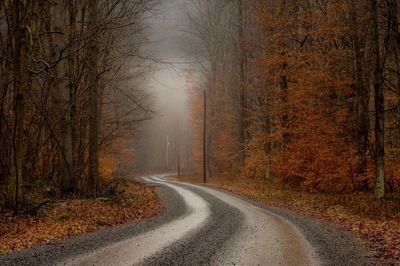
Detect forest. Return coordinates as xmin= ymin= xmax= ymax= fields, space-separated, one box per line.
xmin=187 ymin=0 xmax=400 ymax=199
xmin=181 ymin=1 xmax=400 ymax=260
xmin=0 ymin=0 xmax=154 ymax=212
xmin=1 ymin=0 xmax=400 ymax=263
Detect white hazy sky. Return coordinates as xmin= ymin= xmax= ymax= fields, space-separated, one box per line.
xmin=143 ymin=0 xmax=193 ymax=117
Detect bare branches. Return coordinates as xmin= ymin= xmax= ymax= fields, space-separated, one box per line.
xmin=0 ymin=0 xmax=156 ymax=207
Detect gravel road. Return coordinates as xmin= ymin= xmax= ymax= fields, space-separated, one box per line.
xmin=0 ymin=175 xmax=380 ymax=266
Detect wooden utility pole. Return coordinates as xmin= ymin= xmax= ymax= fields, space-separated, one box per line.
xmin=177 ymin=121 xmax=181 ymax=177
xmin=203 ymin=89 xmax=207 ymax=184
xmin=177 ymin=157 xmax=181 ymax=176
xmin=166 ymin=135 xmax=169 ymax=170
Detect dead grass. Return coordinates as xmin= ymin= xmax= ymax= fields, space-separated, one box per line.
xmin=169 ymin=174 xmax=400 ymax=262
xmin=0 ymin=179 xmax=163 ymax=253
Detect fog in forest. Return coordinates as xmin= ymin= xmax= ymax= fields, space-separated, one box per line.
xmin=135 ymin=0 xmax=196 ymax=173
xmin=2 ymin=0 xmax=399 ymax=256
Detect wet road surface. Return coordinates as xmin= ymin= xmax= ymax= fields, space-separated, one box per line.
xmin=0 ymin=175 xmax=378 ymax=266
xmin=61 ymin=176 xmax=319 ymax=266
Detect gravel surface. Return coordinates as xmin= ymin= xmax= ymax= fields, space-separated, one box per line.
xmin=200 ymin=185 xmax=383 ymax=266
xmin=0 ymin=177 xmax=383 ymax=266
xmin=0 ymin=183 xmax=185 ymax=266
xmin=140 ymin=183 xmax=243 ymax=265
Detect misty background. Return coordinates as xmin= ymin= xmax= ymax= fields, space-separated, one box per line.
xmin=134 ymin=0 xmax=197 ymax=174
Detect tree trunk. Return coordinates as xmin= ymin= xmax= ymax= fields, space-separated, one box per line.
xmin=238 ymin=0 xmax=246 ymax=165
xmin=264 ymin=113 xmax=273 ymax=180
xmin=9 ymin=0 xmax=25 ymax=212
xmin=350 ymin=0 xmax=369 ymax=182
xmin=206 ymin=61 xmax=217 ymax=177
xmin=387 ymin=0 xmax=400 ymax=149
xmin=67 ymin=0 xmax=79 ymax=193
xmin=371 ymin=0 xmax=385 ymax=199
xmin=52 ymin=0 xmax=75 ymax=196
xmin=87 ymin=0 xmax=99 ymax=197
xmin=279 ymin=0 xmax=289 ymax=147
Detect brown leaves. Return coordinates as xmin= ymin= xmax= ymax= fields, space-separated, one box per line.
xmin=0 ymin=180 xmax=163 ymax=253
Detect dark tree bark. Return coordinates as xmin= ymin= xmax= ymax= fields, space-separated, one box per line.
xmin=9 ymin=0 xmax=26 ymax=212
xmin=52 ymin=0 xmax=75 ymax=196
xmin=238 ymin=0 xmax=246 ymax=165
xmin=350 ymin=0 xmax=369 ymax=183
xmin=87 ymin=0 xmax=99 ymax=197
xmin=371 ymin=0 xmax=385 ymax=199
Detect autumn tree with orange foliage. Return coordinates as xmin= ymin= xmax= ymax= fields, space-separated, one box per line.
xmin=187 ymin=0 xmax=400 ymax=198
xmin=186 ymin=0 xmax=244 ymax=178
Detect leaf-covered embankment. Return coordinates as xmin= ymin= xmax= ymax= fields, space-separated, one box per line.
xmin=0 ymin=180 xmax=163 ymax=253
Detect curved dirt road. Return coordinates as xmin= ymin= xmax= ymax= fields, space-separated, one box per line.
xmin=62 ymin=176 xmax=318 ymax=265
xmin=0 ymin=175 xmax=377 ymax=266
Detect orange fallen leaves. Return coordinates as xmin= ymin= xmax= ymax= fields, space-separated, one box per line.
xmin=0 ymin=180 xmax=163 ymax=253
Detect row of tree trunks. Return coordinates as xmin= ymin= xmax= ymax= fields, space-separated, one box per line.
xmin=1 ymin=0 xmax=153 ymax=211
xmin=187 ymin=0 xmax=395 ymax=198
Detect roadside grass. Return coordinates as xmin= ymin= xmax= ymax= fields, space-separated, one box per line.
xmin=169 ymin=174 xmax=400 ymax=263
xmin=0 ymin=179 xmax=163 ymax=253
